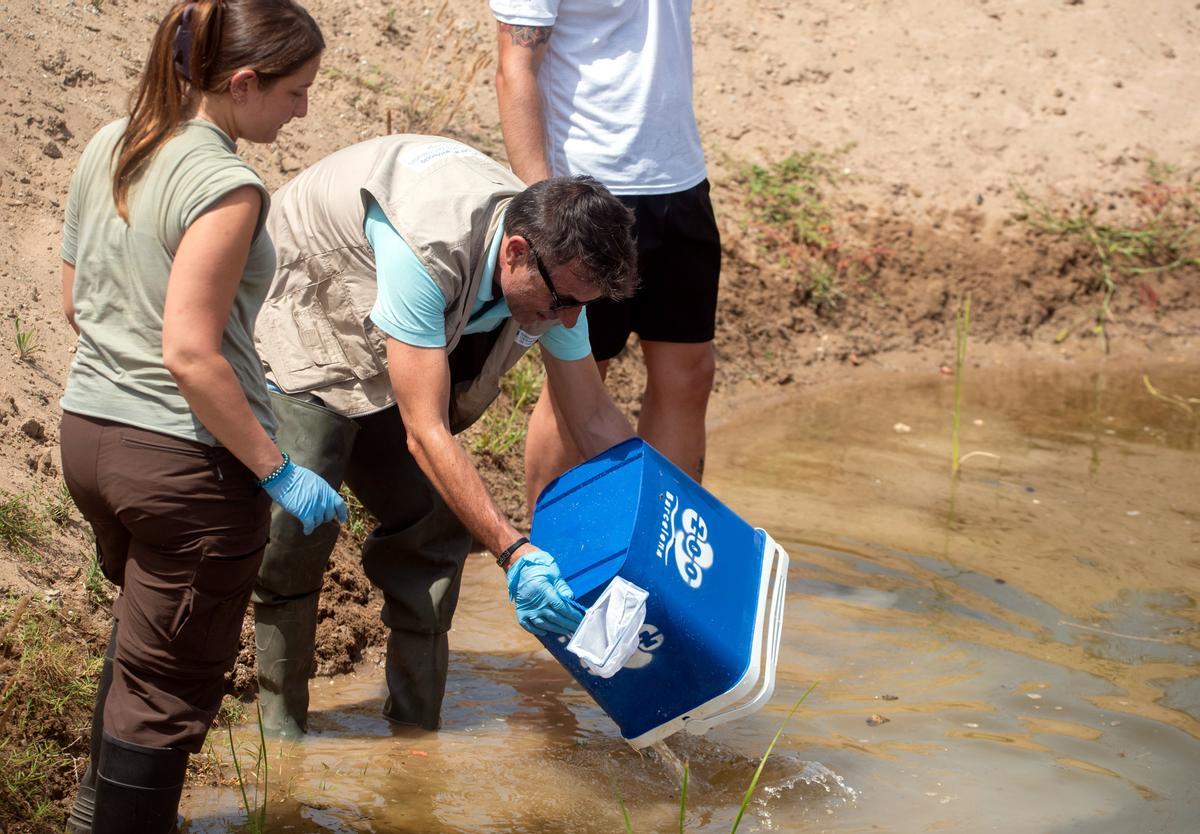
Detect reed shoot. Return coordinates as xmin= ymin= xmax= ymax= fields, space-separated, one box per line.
xmin=950 ymin=295 xmax=971 ymax=476
xmin=729 ymin=681 xmax=819 ymax=833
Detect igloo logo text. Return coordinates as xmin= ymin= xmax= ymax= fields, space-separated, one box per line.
xmin=655 ymin=491 xmax=715 ymax=588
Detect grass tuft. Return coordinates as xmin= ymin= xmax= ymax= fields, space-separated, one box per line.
xmin=741 ymin=151 xmax=840 ymax=252
xmin=0 ymin=492 xmax=44 ymax=559
xmin=469 ymin=351 xmax=544 ymax=458
xmin=339 ymin=486 xmax=375 ymax=544
xmin=47 ymin=481 xmax=75 ymax=527
xmin=82 ymin=552 xmax=110 ymax=608
xmin=736 ymin=148 xmax=886 ymax=317
xmin=13 ymin=318 xmax=39 ymax=361
xmin=1014 ymin=162 xmax=1200 ymax=351
xmin=0 ymin=596 xmax=104 ymax=831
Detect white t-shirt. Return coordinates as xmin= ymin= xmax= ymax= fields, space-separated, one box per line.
xmin=492 ymin=0 xmax=707 ymax=196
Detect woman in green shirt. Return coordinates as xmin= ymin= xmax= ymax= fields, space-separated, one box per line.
xmin=60 ymin=3 xmax=340 ymax=832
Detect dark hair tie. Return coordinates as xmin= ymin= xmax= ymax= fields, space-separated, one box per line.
xmin=173 ymin=3 xmax=197 ymax=82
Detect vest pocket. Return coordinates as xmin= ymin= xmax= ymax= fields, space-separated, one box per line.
xmin=257 ymin=260 xmax=386 ymax=393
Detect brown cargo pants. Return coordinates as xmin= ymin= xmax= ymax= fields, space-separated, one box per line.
xmin=60 ymin=411 xmax=270 ymax=752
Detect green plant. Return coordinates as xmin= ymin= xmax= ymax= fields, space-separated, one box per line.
xmin=13 ymin=317 xmax=38 ymax=361
xmin=48 ymin=481 xmax=75 ymax=527
xmin=0 ymin=738 xmax=61 ymax=818
xmin=469 ymin=352 xmax=544 ymax=458
xmin=0 ymin=492 xmax=43 ymax=558
xmin=83 ymin=553 xmax=110 ymax=607
xmin=946 ymin=298 xmax=998 ymax=477
xmin=741 ymin=151 xmax=840 ymax=254
xmin=226 ymin=701 xmax=269 ymax=833
xmin=503 ymin=351 xmax=544 ymax=411
xmin=615 ymin=682 xmax=818 ymax=833
xmin=728 ymin=682 xmax=818 ymax=833
xmin=1015 ymin=164 xmax=1199 ymax=351
xmin=383 ymin=7 xmax=399 ymax=35
xmin=470 ymin=406 xmax=528 ymax=457
xmin=218 ymin=694 xmax=246 ymax=727
xmin=950 ymin=295 xmax=970 ymax=476
xmin=1146 ymin=158 xmax=1177 ymax=186
xmin=677 ymin=759 xmax=689 ymax=834
xmin=339 ymin=486 xmax=375 ymax=543
xmin=0 ymin=596 xmax=104 ymax=829
xmin=807 ymin=261 xmax=845 ymax=314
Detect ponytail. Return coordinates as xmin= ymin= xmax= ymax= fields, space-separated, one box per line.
xmin=112 ymin=0 xmax=324 ymax=222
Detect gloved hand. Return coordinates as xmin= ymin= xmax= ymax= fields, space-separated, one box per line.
xmin=506 ymin=550 xmax=586 ymax=637
xmin=263 ymin=458 xmax=347 ymax=535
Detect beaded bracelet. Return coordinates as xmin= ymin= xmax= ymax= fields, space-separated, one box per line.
xmin=496 ymin=535 xmax=529 ymax=569
xmin=257 ymin=451 xmax=291 ymax=488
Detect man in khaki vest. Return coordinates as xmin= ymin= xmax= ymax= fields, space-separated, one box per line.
xmin=252 ymin=135 xmax=638 ymax=735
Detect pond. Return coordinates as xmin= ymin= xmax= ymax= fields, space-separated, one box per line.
xmin=181 ymin=356 xmax=1200 ymax=833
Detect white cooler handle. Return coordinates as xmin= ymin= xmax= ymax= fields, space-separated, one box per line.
xmin=684 ymin=530 xmax=789 ymax=735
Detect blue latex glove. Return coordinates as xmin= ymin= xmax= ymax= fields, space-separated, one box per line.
xmin=263 ymin=459 xmax=347 ymax=535
xmin=506 ymin=550 xmax=586 ymax=637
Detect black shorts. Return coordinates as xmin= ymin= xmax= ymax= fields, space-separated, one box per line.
xmin=587 ymin=178 xmax=721 ymax=361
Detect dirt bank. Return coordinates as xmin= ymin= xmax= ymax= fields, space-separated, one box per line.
xmin=0 ymin=1 xmax=1197 ymax=830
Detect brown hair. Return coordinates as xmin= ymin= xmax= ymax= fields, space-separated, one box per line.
xmin=112 ymin=0 xmax=324 ymax=221
xmin=506 ymin=176 xmax=639 ymax=301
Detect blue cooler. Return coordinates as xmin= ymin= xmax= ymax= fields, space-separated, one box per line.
xmin=530 ymin=438 xmax=789 ymax=748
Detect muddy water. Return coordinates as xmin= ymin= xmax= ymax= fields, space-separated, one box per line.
xmin=182 ymin=358 xmax=1200 ymax=833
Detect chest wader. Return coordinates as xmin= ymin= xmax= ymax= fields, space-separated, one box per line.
xmin=252 ymin=393 xmax=360 ymax=738
xmin=254 ymin=330 xmax=500 ymax=735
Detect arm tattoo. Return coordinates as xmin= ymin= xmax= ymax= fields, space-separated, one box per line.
xmin=500 ymin=23 xmax=552 ymax=49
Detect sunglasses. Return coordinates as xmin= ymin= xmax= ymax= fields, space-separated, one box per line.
xmin=530 ymin=245 xmax=586 ymax=311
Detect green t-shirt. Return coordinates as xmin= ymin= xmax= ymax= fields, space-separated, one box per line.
xmin=60 ymin=118 xmax=277 ymax=444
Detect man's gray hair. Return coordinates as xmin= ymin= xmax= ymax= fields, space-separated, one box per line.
xmin=505 ymin=176 xmax=638 ymax=300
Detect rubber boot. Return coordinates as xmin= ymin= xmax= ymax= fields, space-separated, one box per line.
xmin=381 ymin=629 xmax=449 ymax=730
xmin=65 ymin=622 xmax=116 ymax=834
xmin=254 ymin=392 xmax=358 ymax=738
xmin=91 ymin=734 xmax=189 ymax=834
xmin=254 ymin=593 xmax=320 ymax=738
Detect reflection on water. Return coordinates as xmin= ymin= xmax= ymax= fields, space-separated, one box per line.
xmin=182 ymin=357 xmax=1200 ymax=833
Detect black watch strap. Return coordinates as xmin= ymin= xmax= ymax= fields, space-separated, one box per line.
xmin=496 ymin=536 xmax=530 ymax=569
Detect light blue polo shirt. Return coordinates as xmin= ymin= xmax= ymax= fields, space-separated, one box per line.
xmin=365 ymin=199 xmax=590 ymax=360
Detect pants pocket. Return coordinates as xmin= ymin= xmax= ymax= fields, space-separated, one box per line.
xmin=171 ymin=548 xmax=265 ymax=671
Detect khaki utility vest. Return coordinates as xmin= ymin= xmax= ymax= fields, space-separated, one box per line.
xmin=255 ymin=136 xmax=552 ymax=431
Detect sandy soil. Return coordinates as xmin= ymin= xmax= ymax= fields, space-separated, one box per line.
xmin=0 ymin=1 xmax=1196 ymax=829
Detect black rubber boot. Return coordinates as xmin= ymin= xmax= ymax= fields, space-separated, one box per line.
xmin=91 ymin=734 xmax=189 ymax=834
xmin=65 ymin=622 xmax=116 ymax=834
xmin=254 ymin=593 xmax=320 ymax=738
xmin=381 ymin=629 xmax=449 ymax=731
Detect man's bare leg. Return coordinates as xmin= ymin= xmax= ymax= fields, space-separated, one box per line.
xmin=524 ymin=340 xmax=714 ymax=512
xmin=638 ymin=339 xmax=715 ymax=481
xmin=524 ymin=359 xmax=609 ymax=511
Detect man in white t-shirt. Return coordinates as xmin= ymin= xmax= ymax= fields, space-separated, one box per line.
xmin=492 ymin=0 xmax=720 ymax=507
